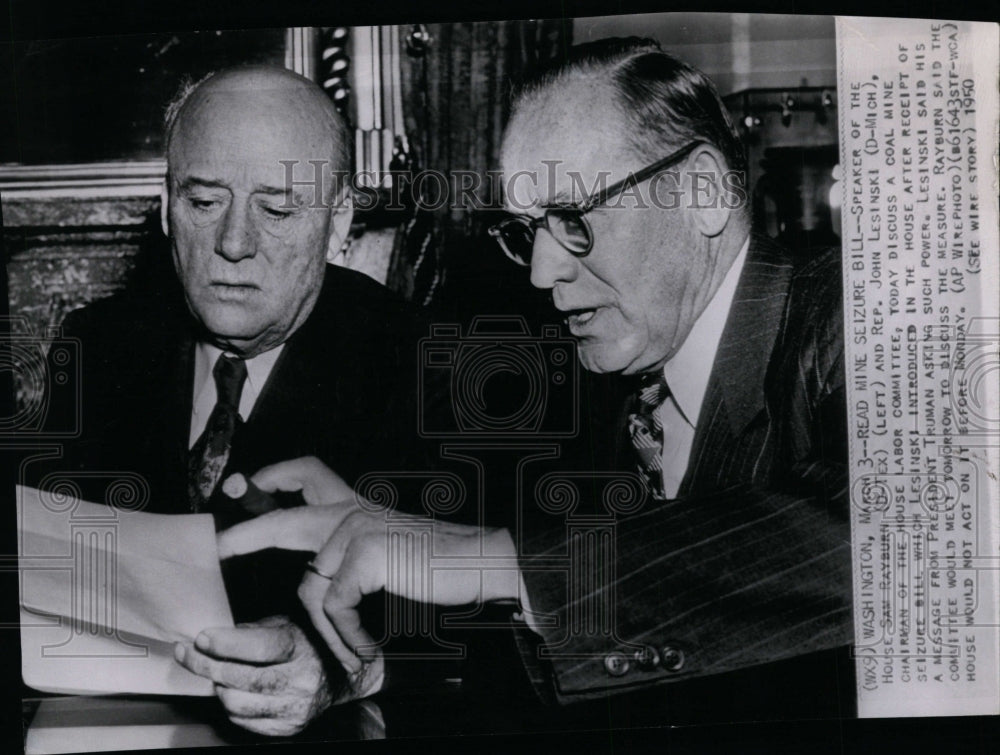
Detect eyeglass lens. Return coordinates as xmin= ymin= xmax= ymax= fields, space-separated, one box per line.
xmin=546 ymin=209 xmax=590 ymax=253
xmin=498 ymin=211 xmax=591 ymax=264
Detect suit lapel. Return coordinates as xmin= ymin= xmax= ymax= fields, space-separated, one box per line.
xmin=232 ymin=269 xmax=362 ymax=474
xmin=681 ymin=233 xmax=796 ymax=494
xmin=129 ymin=316 xmax=194 ymax=513
xmin=711 ymin=233 xmax=795 ymax=433
xmin=166 ymin=334 xmax=196 ymax=509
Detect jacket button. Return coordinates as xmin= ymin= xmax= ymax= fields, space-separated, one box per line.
xmin=659 ymin=645 xmax=685 ymax=672
xmin=603 ymin=651 xmax=631 ymax=677
xmin=633 ymin=645 xmax=660 ymax=670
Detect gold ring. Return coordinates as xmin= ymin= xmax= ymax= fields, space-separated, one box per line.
xmin=305 ymin=560 xmax=335 ymax=581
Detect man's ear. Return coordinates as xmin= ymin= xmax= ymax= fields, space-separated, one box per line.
xmin=325 ymin=188 xmax=355 ymax=264
xmin=159 ymin=179 xmax=170 ymax=237
xmin=687 ymin=146 xmax=732 ymax=238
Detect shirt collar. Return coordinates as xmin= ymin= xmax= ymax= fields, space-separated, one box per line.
xmin=193 ymin=341 xmax=285 ymax=418
xmin=662 ymin=235 xmax=750 ymax=428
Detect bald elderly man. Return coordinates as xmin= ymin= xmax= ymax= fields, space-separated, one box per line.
xmin=35 ymin=66 xmax=435 ymax=734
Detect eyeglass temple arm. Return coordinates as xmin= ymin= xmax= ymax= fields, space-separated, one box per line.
xmin=585 ymin=141 xmax=704 ymax=210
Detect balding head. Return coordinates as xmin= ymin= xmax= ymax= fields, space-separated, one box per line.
xmin=166 ymin=65 xmax=350 ymax=174
xmin=162 ymin=65 xmax=354 ymax=357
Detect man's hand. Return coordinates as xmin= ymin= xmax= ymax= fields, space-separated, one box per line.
xmin=216 ymin=457 xmax=360 ymax=556
xmin=173 ymin=616 xmax=384 ymax=737
xmin=217 ymin=457 xmax=523 ymax=675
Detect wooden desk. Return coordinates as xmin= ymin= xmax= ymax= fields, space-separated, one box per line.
xmin=24 ymin=695 xmax=386 ymax=753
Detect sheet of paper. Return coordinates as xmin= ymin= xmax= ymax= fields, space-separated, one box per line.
xmin=17 ymin=485 xmax=234 ymax=696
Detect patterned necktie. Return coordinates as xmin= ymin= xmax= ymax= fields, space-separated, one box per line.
xmin=188 ymin=354 xmax=247 ymax=512
xmin=627 ymin=371 xmax=671 ymax=500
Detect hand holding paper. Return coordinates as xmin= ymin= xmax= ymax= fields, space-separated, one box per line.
xmin=174 ymin=616 xmax=334 ymax=736
xmin=17 ymin=485 xmax=234 ymax=696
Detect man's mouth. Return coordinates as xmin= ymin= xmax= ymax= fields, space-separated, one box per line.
xmin=210 ymin=282 xmax=260 ymax=299
xmin=563 ymin=307 xmax=600 ymax=332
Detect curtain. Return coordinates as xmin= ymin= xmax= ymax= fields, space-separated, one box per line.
xmin=389 ymin=19 xmax=571 ymax=309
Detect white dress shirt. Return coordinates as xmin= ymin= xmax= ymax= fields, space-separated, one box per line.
xmin=517 ymin=236 xmax=750 ymax=630
xmin=188 ymin=342 xmax=285 ymax=448
xmin=656 ymin=236 xmax=749 ymax=498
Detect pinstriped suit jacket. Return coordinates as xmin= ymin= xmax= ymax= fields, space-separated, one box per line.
xmin=516 ymin=234 xmax=852 ymax=703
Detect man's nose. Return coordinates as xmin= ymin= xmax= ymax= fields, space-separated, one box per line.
xmin=529 ymin=231 xmax=579 ymax=290
xmin=216 ymin=201 xmax=255 ymax=261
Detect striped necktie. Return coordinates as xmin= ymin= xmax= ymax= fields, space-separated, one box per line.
xmin=188 ymin=354 xmax=247 ymax=512
xmin=626 ymin=372 xmax=671 ymax=500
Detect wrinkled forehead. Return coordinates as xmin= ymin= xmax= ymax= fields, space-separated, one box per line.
xmin=500 ymin=83 xmax=639 ymax=211
xmin=170 ymin=88 xmax=342 ymax=197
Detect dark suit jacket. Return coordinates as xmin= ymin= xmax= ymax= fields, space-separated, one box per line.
xmin=34 ymin=263 xmax=438 ymax=622
xmin=514 ymin=234 xmax=852 ymax=715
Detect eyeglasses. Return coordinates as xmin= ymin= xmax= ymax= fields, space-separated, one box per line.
xmin=488 ymin=141 xmax=704 ymax=266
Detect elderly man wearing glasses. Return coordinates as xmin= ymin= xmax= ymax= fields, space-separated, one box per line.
xmin=192 ymin=38 xmax=852 ymax=721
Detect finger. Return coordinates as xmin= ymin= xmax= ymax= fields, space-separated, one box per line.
xmin=229 ymin=716 xmax=308 ymax=737
xmin=220 ymin=472 xmax=249 ymax=499
xmin=323 ymin=547 xmax=381 ymax=662
xmin=350 ymin=654 xmax=388 ymax=700
xmin=299 ymin=570 xmax=363 ymax=675
xmin=221 ymin=473 xmax=281 ymax=515
xmin=174 ymin=642 xmax=232 ymax=684
xmin=174 ymin=643 xmax=285 ymax=693
xmin=227 ymin=716 xmax=302 ymax=738
xmin=301 ymin=461 xmax=355 ymax=507
xmin=306 ymin=510 xmax=356 ymax=585
xmin=249 ymin=457 xmax=317 ymax=494
xmin=216 ymin=508 xmax=312 ymax=559
xmin=245 ymin=615 xmax=291 ymax=628
xmin=194 ymin=625 xmax=295 ymax=664
xmin=218 ymin=503 xmax=361 ymax=560
xmin=174 ymin=641 xmax=204 ymax=676
xmin=295 ymin=517 xmax=372 ymax=673
xmin=251 ymin=457 xmax=355 ymax=505
xmin=217 ymin=688 xmax=311 ymax=737
xmin=326 ymin=604 xmax=377 ymax=662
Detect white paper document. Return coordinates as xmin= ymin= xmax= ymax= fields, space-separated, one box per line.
xmin=17 ymin=485 xmax=234 ymax=696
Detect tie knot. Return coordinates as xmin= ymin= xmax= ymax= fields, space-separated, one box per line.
xmin=213 ymin=354 xmax=247 ymax=411
xmin=634 ymin=371 xmax=670 ymax=414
